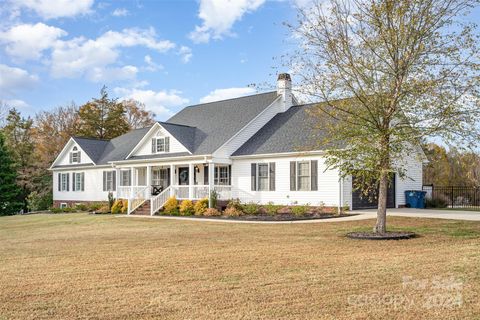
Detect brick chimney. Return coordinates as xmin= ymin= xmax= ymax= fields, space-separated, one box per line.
xmin=277 ymin=73 xmax=293 ymax=112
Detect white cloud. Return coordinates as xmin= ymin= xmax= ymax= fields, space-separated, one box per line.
xmin=88 ymin=65 xmax=138 ymax=82
xmin=199 ymin=87 xmax=256 ymax=103
xmin=50 ymin=27 xmax=175 ymax=81
xmin=0 ymin=23 xmax=67 ymax=61
xmin=144 ymin=55 xmax=163 ymax=71
xmin=189 ymin=0 xmax=265 ymax=43
xmin=4 ymin=99 xmax=29 ymax=109
xmin=178 ymin=46 xmax=192 ymax=63
xmin=13 ymin=0 xmax=94 ymax=19
xmin=112 ymin=8 xmax=129 ymax=17
xmin=114 ymin=87 xmax=189 ymax=117
xmin=0 ymin=64 xmax=38 ymax=95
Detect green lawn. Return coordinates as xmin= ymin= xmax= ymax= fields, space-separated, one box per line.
xmin=0 ymin=213 xmax=479 ymax=319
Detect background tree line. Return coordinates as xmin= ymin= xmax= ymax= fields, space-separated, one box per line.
xmin=0 ymin=87 xmax=155 ymax=215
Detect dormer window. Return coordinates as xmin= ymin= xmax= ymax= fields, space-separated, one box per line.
xmin=69 ymin=147 xmax=81 ymax=163
xmin=151 ymin=136 xmax=170 ymax=153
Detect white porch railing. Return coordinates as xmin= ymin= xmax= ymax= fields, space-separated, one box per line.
xmin=150 ymin=186 xmax=171 ymax=215
xmin=170 ymin=185 xmax=232 ymax=200
xmin=213 ymin=185 xmax=232 ymax=200
xmin=118 ymin=186 xmax=148 ymax=199
xmin=127 ymin=186 xmax=150 ymax=215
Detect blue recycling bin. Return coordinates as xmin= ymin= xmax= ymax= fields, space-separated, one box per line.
xmin=405 ymin=190 xmax=427 ymax=209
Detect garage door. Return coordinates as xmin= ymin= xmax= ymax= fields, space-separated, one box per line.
xmin=352 ymin=174 xmax=396 ymax=210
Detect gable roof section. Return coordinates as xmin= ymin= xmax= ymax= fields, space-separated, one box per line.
xmin=72 ymin=137 xmax=110 ymax=163
xmin=166 ymin=91 xmax=279 ymax=155
xmin=96 ymin=127 xmax=152 ymax=164
xmin=232 ymin=104 xmax=328 ymax=156
xmin=158 ymin=122 xmax=197 ymax=152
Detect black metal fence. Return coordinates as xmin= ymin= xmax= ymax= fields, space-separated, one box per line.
xmin=422 ymin=185 xmax=480 ymax=209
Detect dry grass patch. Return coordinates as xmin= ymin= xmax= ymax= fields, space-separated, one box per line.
xmin=0 ymin=213 xmax=479 ymax=319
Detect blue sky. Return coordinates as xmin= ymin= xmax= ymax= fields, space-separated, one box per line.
xmin=0 ymin=0 xmax=299 ymax=120
xmin=1 ymin=1 xmax=479 ymax=121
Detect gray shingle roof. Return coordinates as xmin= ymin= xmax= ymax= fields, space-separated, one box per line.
xmin=166 ymin=91 xmax=279 ymax=154
xmin=127 ymin=152 xmax=191 ymax=161
xmin=63 ymin=92 xmax=280 ymax=164
xmin=72 ymin=137 xmax=110 ymax=163
xmin=232 ymin=104 xmax=327 ymax=156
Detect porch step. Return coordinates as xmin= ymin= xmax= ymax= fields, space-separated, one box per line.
xmin=131 ymin=200 xmax=151 ymax=215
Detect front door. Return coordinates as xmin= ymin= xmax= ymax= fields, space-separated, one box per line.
xmin=178 ymin=167 xmax=189 ymax=185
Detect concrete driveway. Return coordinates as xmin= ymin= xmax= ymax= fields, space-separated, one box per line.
xmin=355 ymin=208 xmax=480 ymax=221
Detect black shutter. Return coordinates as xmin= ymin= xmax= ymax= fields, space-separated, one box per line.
xmin=204 ymin=165 xmax=208 ymax=185
xmin=269 ymin=162 xmax=275 ymax=191
xmin=72 ymin=173 xmax=76 ymax=191
xmin=58 ymin=173 xmax=61 ymax=191
xmin=290 ymin=162 xmax=296 ymax=191
xmin=81 ymin=173 xmax=85 ymax=191
xmin=228 ymin=165 xmax=232 ymax=185
xmin=112 ymin=171 xmax=116 ymax=191
xmin=311 ymin=160 xmax=318 ymax=191
xmin=103 ymin=171 xmax=106 ymax=191
xmin=151 ymin=138 xmax=156 ymax=153
xmin=165 ymin=137 xmax=170 ymax=152
xmin=251 ymin=163 xmax=257 ymax=191
xmin=66 ymin=173 xmax=70 ymax=191
xmin=167 ymin=168 xmax=171 ymax=186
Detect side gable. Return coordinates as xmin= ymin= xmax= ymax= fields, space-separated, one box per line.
xmin=50 ymin=138 xmax=95 ymax=168
xmin=126 ymin=122 xmax=192 ymax=159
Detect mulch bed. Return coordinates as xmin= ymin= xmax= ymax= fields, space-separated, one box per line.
xmin=346 ymin=231 xmax=416 ymax=240
xmin=159 ymin=213 xmax=356 ymax=221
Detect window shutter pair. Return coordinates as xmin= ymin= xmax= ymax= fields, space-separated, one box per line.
xmin=290 ymin=160 xmax=318 ymax=191
xmin=250 ymin=163 xmax=275 ymax=191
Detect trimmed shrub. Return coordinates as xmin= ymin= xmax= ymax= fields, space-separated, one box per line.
xmin=163 ymin=196 xmax=179 ymax=215
xmin=96 ymin=205 xmax=110 ymax=214
xmin=425 ymin=196 xmax=448 ymax=208
xmin=210 ymin=190 xmax=218 ymax=208
xmin=203 ymin=208 xmax=221 ymax=217
xmin=243 ymin=202 xmax=260 ymax=215
xmin=49 ymin=207 xmax=63 ymax=214
xmin=121 ymin=199 xmax=128 ymax=214
xmin=75 ymin=204 xmax=89 ymax=212
xmin=227 ymin=198 xmax=243 ymax=211
xmin=194 ymin=198 xmax=209 ymax=216
xmin=223 ymin=206 xmax=243 ymax=217
xmin=88 ymin=203 xmax=103 ymax=212
xmin=111 ymin=199 xmax=123 ymax=214
xmin=291 ymin=205 xmax=308 ymax=217
xmin=179 ymin=200 xmax=195 ymax=216
xmin=264 ymin=201 xmax=280 ymax=216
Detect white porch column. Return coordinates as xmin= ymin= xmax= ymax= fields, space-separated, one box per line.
xmin=188 ymin=163 xmax=194 ymax=199
xmin=115 ymin=168 xmax=120 ymax=198
xmin=170 ymin=164 xmax=175 ymax=197
xmin=208 ymin=162 xmax=215 ymax=208
xmin=146 ymin=165 xmax=151 ymax=197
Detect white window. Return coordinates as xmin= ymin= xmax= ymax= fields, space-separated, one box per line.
xmin=70 ymin=147 xmax=81 ymax=163
xmin=152 ymin=136 xmax=170 ymax=153
xmin=60 ymin=203 xmax=68 ymax=209
xmin=156 ymin=138 xmax=165 ymax=152
xmin=214 ymin=166 xmax=229 ymax=185
xmin=104 ymin=171 xmax=115 ymax=191
xmin=60 ymin=173 xmax=69 ymax=191
xmin=257 ymin=164 xmax=269 ymax=191
xmin=120 ymin=170 xmax=131 ymax=186
xmin=73 ymin=172 xmax=84 ymax=192
xmin=297 ymin=161 xmax=311 ymax=191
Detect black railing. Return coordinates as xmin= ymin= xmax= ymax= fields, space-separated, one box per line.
xmin=422 ymin=185 xmax=480 ymax=209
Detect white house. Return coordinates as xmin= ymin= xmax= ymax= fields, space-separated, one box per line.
xmin=50 ymin=74 xmax=424 ymax=215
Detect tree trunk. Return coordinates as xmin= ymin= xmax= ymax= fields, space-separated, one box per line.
xmin=374 ymin=170 xmax=388 ymax=233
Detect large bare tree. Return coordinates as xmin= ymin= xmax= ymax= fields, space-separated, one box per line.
xmin=288 ymin=0 xmax=480 ymax=233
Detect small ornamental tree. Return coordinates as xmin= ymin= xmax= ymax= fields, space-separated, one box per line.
xmin=0 ymin=132 xmax=22 ymax=215
xmin=287 ymin=0 xmax=480 ymax=234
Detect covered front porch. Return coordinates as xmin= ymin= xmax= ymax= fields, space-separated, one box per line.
xmin=115 ymin=161 xmax=232 ymax=209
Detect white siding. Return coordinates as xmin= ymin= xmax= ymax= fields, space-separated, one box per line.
xmin=55 ymin=140 xmax=94 ymax=166
xmin=53 ymin=167 xmax=112 ymax=202
xmin=132 ymin=125 xmax=189 ymax=157
xmin=395 ymin=152 xmax=424 ymax=207
xmin=213 ymin=96 xmax=282 ymax=158
xmin=231 ymin=155 xmax=341 ymax=206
